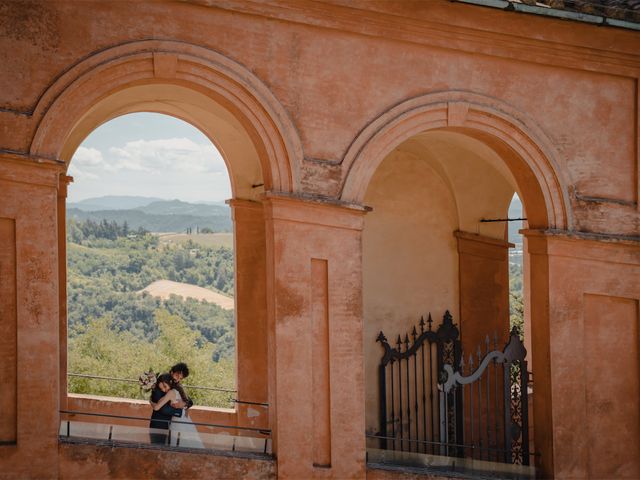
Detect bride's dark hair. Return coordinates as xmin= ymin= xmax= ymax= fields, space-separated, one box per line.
xmin=150 ymin=373 xmax=173 ymax=402
xmin=156 ymin=373 xmax=173 ymax=387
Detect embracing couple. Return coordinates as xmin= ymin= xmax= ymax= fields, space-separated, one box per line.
xmin=149 ymin=362 xmax=203 ymax=448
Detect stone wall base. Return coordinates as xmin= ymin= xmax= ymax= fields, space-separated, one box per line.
xmin=59 ymin=441 xmax=276 ymax=480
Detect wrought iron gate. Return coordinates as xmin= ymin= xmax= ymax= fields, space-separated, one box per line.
xmin=375 ymin=312 xmax=530 ymax=465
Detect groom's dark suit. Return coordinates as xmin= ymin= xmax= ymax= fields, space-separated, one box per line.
xmin=149 ymin=387 xmax=182 ymax=445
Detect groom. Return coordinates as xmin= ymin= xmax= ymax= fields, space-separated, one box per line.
xmin=148 ymin=362 xmax=193 ymax=445
xmin=169 ymin=362 xmax=193 ymax=409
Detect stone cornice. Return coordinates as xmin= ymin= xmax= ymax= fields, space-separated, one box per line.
xmin=0 ymin=151 xmax=65 ymax=189
xmin=523 ymin=228 xmax=640 ymax=266
xmin=193 ymin=0 xmax=640 ymax=77
xmin=263 ymin=191 xmax=366 ymax=231
xmin=455 ymin=230 xmax=514 ymax=247
xmin=265 ymin=191 xmax=369 ymax=212
xmin=523 ymin=228 xmax=640 ymax=245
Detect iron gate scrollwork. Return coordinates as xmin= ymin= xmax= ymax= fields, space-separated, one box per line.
xmin=376 ymin=312 xmax=530 ymax=465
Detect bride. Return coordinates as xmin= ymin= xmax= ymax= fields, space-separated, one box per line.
xmin=152 ymin=373 xmax=204 ymax=449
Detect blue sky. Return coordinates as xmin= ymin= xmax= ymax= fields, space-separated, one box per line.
xmin=68 ymin=113 xmax=231 ymax=203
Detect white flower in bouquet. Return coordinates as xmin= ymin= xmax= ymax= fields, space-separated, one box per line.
xmin=138 ymin=369 xmax=157 ymax=392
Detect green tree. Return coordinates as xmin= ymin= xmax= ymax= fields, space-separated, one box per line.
xmin=68 ymin=311 xmax=235 ymax=407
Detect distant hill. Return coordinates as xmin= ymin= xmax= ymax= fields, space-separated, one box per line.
xmin=67 ymin=197 xmax=232 ymax=233
xmin=136 ymin=199 xmax=228 ymax=217
xmin=68 ymin=195 xmax=164 ymax=211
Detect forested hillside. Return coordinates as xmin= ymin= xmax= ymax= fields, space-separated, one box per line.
xmin=67 ymin=217 xmax=236 ymax=406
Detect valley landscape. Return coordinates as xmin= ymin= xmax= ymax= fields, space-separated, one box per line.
xmin=66 ymin=196 xmax=236 ymax=407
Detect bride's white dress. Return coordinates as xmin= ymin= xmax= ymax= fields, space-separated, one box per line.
xmin=169 ymin=389 xmax=204 ymax=449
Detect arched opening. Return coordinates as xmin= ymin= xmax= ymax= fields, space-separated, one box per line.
xmin=362 ymin=127 xmax=543 ymax=475
xmin=338 ymin=93 xmax=566 ymax=475
xmin=54 ymin=82 xmax=271 ymax=446
xmin=31 ymin=42 xmax=301 ymax=453
xmin=65 ymin=112 xmax=237 ymax=408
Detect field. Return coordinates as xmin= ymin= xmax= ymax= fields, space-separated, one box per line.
xmin=141 ymin=280 xmax=234 ymax=310
xmin=158 ymin=232 xmax=234 ymax=249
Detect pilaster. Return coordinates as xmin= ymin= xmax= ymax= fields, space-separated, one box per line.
xmin=525 ymin=229 xmax=640 ymax=479
xmin=229 ymin=199 xmax=269 ymax=429
xmin=0 ymin=154 xmax=63 ymax=478
xmin=455 ymin=230 xmax=513 ymax=356
xmin=58 ymin=174 xmax=72 ymax=413
xmin=264 ymin=194 xmax=367 ymax=479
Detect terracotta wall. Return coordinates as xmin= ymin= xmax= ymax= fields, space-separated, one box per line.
xmin=0 ymin=1 xmax=638 ymax=479
xmin=231 ymin=200 xmax=270 ymax=430
xmin=527 ymin=232 xmax=640 ymax=479
xmin=0 ymin=157 xmax=62 ymax=478
xmin=66 ymin=394 xmax=240 ymax=433
xmin=264 ymin=196 xmax=366 ymax=478
xmin=2 ymin=1 xmax=637 ymax=235
xmin=455 ymin=231 xmax=512 ymax=356
xmin=0 ymin=217 xmax=17 ymax=444
xmin=59 ymin=441 xmax=275 ymax=479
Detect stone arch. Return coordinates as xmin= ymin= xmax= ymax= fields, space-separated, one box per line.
xmin=340 ymin=91 xmax=570 ymax=230
xmin=31 ymin=40 xmax=299 ymax=431
xmin=29 ymin=39 xmax=302 ymax=198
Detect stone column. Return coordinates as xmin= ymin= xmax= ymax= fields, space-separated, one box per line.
xmin=455 ymin=231 xmax=513 ymax=356
xmin=523 ymin=234 xmax=532 ymax=366
xmin=229 ymin=199 xmax=269 ymax=429
xmin=526 ymin=230 xmax=640 ymax=479
xmin=264 ymin=194 xmax=366 ymax=479
xmin=0 ymin=198 xmax=17 ymax=447
xmin=525 ymin=231 xmax=553 ymax=478
xmin=58 ymin=174 xmax=72 ymax=412
xmin=0 ymin=154 xmax=63 ymax=478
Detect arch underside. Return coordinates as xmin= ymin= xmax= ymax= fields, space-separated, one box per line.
xmin=340 ymin=93 xmax=570 ymax=231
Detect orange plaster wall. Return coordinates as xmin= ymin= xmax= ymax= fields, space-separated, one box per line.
xmin=58 ymin=441 xmax=275 ymax=479
xmin=583 ymin=294 xmax=639 ymax=479
xmin=0 ymin=217 xmax=17 ymax=444
xmin=231 ymin=200 xmax=270 ymax=430
xmin=66 ymin=394 xmax=239 ymax=434
xmin=0 ymin=157 xmax=63 ymax=479
xmin=6 ymin=2 xmax=633 ymax=203
xmin=1 ymin=2 xmax=638 ymax=231
xmin=455 ymin=231 xmax=513 ymax=357
xmin=0 ymin=2 xmax=639 ymax=479
xmin=264 ymin=196 xmax=366 ymax=479
xmin=527 ymin=232 xmax=640 ymax=479
xmin=366 ymin=467 xmax=449 ymax=480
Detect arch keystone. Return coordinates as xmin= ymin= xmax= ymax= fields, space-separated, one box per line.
xmin=153 ymin=53 xmax=178 ymax=78
xmin=447 ymin=101 xmax=469 ymax=127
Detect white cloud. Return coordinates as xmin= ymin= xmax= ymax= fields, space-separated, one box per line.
xmin=67 ymin=163 xmax=99 ymax=181
xmin=72 ymin=146 xmax=104 ymax=166
xmin=68 ymin=130 xmax=232 ymax=203
xmin=106 ymin=138 xmax=225 ymax=174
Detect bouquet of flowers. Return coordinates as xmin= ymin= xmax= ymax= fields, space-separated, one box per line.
xmin=138 ymin=369 xmax=157 ymax=392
